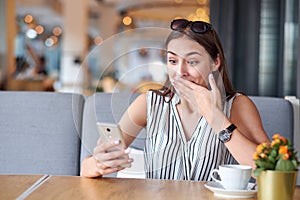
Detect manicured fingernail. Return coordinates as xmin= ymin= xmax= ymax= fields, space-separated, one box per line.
xmin=209 ymin=73 xmax=213 ymax=79
xmin=114 ymin=140 xmax=120 ymax=145
xmin=124 ymin=148 xmax=130 ymax=154
xmin=128 ymin=158 xmax=134 ymax=163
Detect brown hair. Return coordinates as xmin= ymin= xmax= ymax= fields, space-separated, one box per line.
xmin=151 ymin=22 xmax=236 ymax=103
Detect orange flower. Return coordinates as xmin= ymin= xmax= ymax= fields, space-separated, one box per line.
xmin=271 ymin=140 xmax=277 ymax=147
xmin=279 ymin=145 xmax=288 ymax=155
xmin=280 ymin=136 xmax=287 ymax=144
xmin=283 ymin=153 xmax=290 ymax=160
xmin=256 ymin=144 xmax=264 ymax=153
xmin=271 ymin=138 xmax=281 ymax=147
xmin=253 ymin=133 xmax=299 ymax=177
xmin=260 ymin=153 xmax=268 ymax=159
xmin=272 ymin=133 xmax=280 ymax=140
xmin=253 ymin=152 xmax=259 ymax=160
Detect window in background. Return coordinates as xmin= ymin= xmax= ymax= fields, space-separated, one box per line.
xmin=283 ymin=0 xmax=298 ymax=96
xmin=258 ymin=0 xmax=281 ymax=96
xmin=259 ymin=0 xmax=298 ymax=97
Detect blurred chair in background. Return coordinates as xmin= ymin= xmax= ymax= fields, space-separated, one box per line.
xmin=0 ymin=92 xmax=84 ymax=176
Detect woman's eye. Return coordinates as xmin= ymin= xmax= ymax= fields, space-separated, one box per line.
xmin=187 ymin=60 xmax=199 ymax=66
xmin=168 ymin=59 xmax=177 ymax=65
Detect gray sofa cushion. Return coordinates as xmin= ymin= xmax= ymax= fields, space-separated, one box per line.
xmin=80 ymin=91 xmax=146 ymax=162
xmin=0 ymin=91 xmax=84 ymax=176
xmin=250 ymin=96 xmax=294 ymax=142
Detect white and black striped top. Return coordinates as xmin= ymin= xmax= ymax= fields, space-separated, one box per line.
xmin=144 ymin=90 xmax=237 ymax=181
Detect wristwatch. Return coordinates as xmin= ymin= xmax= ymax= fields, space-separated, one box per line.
xmin=218 ymin=124 xmax=237 ymax=143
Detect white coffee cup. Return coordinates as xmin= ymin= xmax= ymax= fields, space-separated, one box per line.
xmin=210 ymin=164 xmax=252 ymax=190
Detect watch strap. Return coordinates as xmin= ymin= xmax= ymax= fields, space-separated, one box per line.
xmin=218 ymin=124 xmax=237 ymax=143
xmin=226 ymin=124 xmax=237 ymax=133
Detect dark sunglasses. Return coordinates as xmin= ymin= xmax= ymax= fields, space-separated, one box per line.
xmin=170 ymin=19 xmax=212 ymax=34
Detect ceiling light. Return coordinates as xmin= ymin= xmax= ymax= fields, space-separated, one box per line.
xmin=50 ymin=36 xmax=58 ymax=44
xmin=35 ymin=25 xmax=44 ymax=34
xmin=26 ymin=29 xmax=37 ymax=39
xmin=123 ymin=16 xmax=132 ymax=26
xmin=45 ymin=38 xmax=54 ymax=47
xmin=53 ymin=27 xmax=62 ymax=36
xmin=24 ymin=14 xmax=33 ymax=24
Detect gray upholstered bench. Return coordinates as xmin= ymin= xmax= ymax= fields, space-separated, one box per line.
xmin=0 ymin=91 xmax=296 ymax=180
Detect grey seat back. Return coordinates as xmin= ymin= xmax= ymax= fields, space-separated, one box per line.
xmin=0 ymin=91 xmax=84 ymax=176
xmin=81 ymin=94 xmax=294 ymax=153
xmin=80 ymin=91 xmax=146 ymax=164
xmin=250 ymin=96 xmax=294 ymax=143
xmin=81 ymin=94 xmax=294 ymax=177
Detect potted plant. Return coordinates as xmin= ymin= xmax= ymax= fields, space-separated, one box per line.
xmin=253 ymin=133 xmax=299 ymax=200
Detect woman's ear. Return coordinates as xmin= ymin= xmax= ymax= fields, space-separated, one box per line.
xmin=212 ymin=54 xmax=221 ymax=71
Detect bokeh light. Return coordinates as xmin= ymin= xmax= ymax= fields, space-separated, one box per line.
xmin=94 ymin=36 xmax=103 ymax=45
xmin=123 ymin=16 xmax=132 ymax=26
xmin=45 ymin=37 xmax=55 ymax=47
xmin=24 ymin=14 xmax=33 ymax=24
xmin=26 ymin=29 xmax=37 ymax=39
xmin=35 ymin=25 xmax=44 ymax=35
xmin=53 ymin=27 xmax=62 ymax=36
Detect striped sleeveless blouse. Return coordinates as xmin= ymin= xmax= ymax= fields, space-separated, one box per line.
xmin=144 ymin=90 xmax=237 ymax=181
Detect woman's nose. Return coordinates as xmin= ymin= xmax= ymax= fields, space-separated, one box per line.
xmin=177 ymin=62 xmax=188 ymax=76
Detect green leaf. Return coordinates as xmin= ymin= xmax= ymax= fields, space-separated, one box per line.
xmin=253 ymin=168 xmax=264 ymax=177
xmin=255 ymin=160 xmax=275 ymax=169
xmin=292 ymin=160 xmax=300 ymax=168
xmin=268 ymin=155 xmax=276 ymax=163
xmin=275 ymin=157 xmax=296 ymax=171
xmin=270 ymin=149 xmax=277 ymax=157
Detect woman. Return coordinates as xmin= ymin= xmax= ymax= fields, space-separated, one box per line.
xmin=81 ymin=19 xmax=269 ymax=180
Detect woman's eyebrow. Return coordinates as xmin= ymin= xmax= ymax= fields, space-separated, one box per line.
xmin=167 ymin=51 xmax=177 ymax=55
xmin=167 ymin=51 xmax=201 ymax=57
xmin=185 ymin=52 xmax=202 ymax=56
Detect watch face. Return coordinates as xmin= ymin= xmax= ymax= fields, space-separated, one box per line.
xmin=219 ymin=130 xmax=231 ymax=143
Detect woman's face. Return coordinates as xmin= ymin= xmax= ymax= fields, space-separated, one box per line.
xmin=166 ymin=36 xmax=218 ymax=88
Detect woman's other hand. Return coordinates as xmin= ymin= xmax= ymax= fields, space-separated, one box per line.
xmin=173 ymin=73 xmax=227 ymax=132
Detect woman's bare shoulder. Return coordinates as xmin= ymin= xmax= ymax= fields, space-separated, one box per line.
xmin=231 ymin=94 xmax=257 ymax=111
xmin=231 ymin=94 xmax=269 ymax=143
xmin=132 ymin=93 xmax=147 ymax=106
xmin=230 ymin=94 xmax=261 ymax=123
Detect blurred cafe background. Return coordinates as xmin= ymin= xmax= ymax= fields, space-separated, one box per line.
xmin=0 ymin=0 xmax=299 ymax=98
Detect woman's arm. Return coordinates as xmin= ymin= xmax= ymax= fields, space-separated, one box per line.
xmin=222 ymin=95 xmax=270 ymax=168
xmin=80 ymin=93 xmax=147 ymax=178
xmin=119 ymin=93 xmax=147 ymax=147
xmin=230 ymin=95 xmax=269 ymax=144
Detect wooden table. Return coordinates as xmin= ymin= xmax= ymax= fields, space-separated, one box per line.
xmin=1 ymin=175 xmax=300 ymax=200
xmin=0 ymin=175 xmax=44 ymax=199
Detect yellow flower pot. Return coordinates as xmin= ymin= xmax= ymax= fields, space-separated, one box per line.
xmin=257 ymin=170 xmax=298 ymax=200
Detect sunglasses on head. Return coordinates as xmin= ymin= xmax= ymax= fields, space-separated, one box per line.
xmin=170 ymin=19 xmax=212 ymax=34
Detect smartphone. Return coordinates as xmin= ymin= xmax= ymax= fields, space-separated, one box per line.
xmin=96 ymin=122 xmax=127 ymax=152
xmin=96 ymin=122 xmax=130 ymax=168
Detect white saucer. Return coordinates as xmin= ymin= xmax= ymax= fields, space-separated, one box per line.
xmin=204 ymin=181 xmax=257 ymax=199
